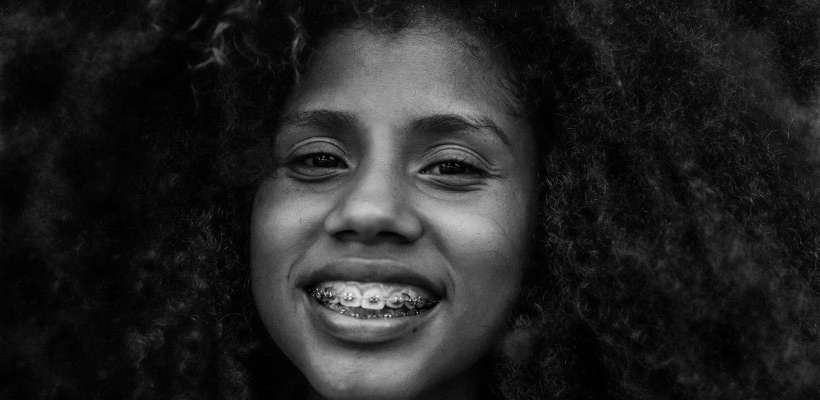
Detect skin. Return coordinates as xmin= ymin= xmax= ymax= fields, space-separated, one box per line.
xmin=250 ymin=23 xmax=538 ymax=399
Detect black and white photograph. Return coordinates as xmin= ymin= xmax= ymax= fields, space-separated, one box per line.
xmin=1 ymin=0 xmax=819 ymax=398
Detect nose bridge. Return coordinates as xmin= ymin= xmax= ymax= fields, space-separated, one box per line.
xmin=349 ymin=155 xmax=402 ymax=212
xmin=324 ymin=135 xmax=422 ymax=242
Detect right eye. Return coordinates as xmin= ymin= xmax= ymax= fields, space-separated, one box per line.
xmin=288 ymin=152 xmax=348 ymax=179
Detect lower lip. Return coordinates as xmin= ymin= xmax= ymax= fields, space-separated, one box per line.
xmin=306 ymin=293 xmax=437 ymax=344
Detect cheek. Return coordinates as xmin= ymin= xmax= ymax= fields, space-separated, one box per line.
xmin=442 ymin=213 xmax=528 ymax=266
xmin=250 ymin=183 xmax=319 ymax=311
xmin=427 ymin=187 xmax=533 ymax=298
xmin=254 ymin=184 xmax=310 ymax=249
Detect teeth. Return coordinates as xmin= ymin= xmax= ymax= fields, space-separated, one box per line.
xmin=318 ymin=285 xmax=340 ymax=304
xmin=402 ymin=289 xmax=420 ymax=309
xmin=386 ymin=295 xmax=405 ymax=309
xmin=339 ymin=285 xmax=362 ymax=307
xmin=360 ymin=287 xmax=386 ymax=310
xmin=308 ymin=280 xmax=440 ymax=317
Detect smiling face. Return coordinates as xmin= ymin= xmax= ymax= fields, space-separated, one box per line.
xmin=250 ymin=24 xmax=538 ymax=399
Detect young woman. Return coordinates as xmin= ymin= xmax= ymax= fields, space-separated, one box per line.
xmin=1 ymin=0 xmax=819 ymax=399
xmin=251 ymin=6 xmax=540 ymax=398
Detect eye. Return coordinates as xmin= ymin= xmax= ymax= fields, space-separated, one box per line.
xmin=288 ymin=152 xmax=348 ymax=179
xmin=418 ymin=157 xmax=489 ymax=190
xmin=309 ymin=154 xmax=343 ymax=168
xmin=420 ymin=160 xmax=479 ymax=175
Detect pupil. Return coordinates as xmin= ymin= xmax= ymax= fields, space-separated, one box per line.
xmin=313 ymin=155 xmax=338 ymax=168
xmin=439 ymin=162 xmax=467 ymax=174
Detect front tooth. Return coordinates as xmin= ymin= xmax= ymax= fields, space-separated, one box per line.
xmin=339 ymin=285 xmax=362 ymax=307
xmin=360 ymin=287 xmax=386 ymax=310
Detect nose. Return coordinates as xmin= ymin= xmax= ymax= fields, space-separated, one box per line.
xmin=324 ymin=164 xmax=422 ymax=244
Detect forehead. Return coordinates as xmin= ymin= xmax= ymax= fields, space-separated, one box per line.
xmin=286 ymin=26 xmax=518 ymax=122
xmin=310 ymin=26 xmax=485 ymax=82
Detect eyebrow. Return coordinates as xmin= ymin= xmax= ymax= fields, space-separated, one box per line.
xmin=279 ymin=109 xmax=511 ymax=147
xmin=410 ymin=114 xmax=512 ymax=147
xmin=280 ymin=110 xmax=359 ymax=133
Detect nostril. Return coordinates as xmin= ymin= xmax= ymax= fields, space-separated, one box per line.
xmin=323 ymin=195 xmax=423 ymax=244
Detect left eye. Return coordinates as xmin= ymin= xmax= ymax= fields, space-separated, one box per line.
xmin=420 ymin=161 xmax=478 ymax=175
xmin=309 ymin=154 xmax=343 ymax=168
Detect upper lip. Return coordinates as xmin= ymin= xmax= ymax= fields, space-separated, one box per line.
xmin=297 ymin=258 xmax=446 ymax=298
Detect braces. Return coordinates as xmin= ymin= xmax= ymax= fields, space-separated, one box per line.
xmin=309 ymin=288 xmax=439 ymax=309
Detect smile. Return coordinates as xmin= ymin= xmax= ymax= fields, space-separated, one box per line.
xmin=308 ymin=281 xmax=440 ymax=319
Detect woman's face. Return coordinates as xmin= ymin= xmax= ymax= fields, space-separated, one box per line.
xmin=251 ymin=25 xmax=538 ymax=399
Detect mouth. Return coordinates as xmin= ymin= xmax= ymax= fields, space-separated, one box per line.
xmin=298 ymin=258 xmax=446 ymax=322
xmin=308 ymin=281 xmax=440 ymax=319
xmin=297 ymin=258 xmax=446 ymax=343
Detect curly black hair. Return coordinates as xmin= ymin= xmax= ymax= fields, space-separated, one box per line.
xmin=1 ymin=0 xmax=819 ymax=399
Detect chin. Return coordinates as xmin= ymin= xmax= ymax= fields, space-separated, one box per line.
xmin=302 ymin=360 xmax=476 ymax=400
xmin=308 ymin=375 xmax=426 ymax=400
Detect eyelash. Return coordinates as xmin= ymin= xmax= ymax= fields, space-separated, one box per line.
xmin=300 ymin=153 xmax=346 ymax=168
xmin=419 ymin=158 xmax=485 ymax=176
xmin=285 ymin=152 xmax=348 ymax=179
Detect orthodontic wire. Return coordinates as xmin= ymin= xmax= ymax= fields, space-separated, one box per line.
xmin=309 ymin=288 xmax=439 ymax=308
